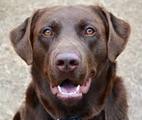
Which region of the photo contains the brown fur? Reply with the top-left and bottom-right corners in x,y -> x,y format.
10,5 -> 130,120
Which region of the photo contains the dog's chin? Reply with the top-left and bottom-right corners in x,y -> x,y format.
50,78 -> 92,105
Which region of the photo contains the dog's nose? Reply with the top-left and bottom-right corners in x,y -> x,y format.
56,53 -> 80,72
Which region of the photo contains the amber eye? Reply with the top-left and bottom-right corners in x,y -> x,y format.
84,27 -> 96,36
42,27 -> 53,37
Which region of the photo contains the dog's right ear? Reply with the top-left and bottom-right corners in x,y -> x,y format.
10,10 -> 40,65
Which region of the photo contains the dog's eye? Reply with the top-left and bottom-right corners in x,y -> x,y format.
42,27 -> 54,37
84,27 -> 96,37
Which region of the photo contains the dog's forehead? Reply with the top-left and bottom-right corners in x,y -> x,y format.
36,6 -> 102,28
46,6 -> 95,20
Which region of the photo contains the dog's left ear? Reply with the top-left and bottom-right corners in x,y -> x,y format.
93,6 -> 131,62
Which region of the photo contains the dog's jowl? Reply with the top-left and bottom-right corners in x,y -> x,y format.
10,5 -> 130,120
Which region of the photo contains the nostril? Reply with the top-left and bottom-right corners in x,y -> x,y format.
69,59 -> 79,66
55,53 -> 80,72
56,59 -> 64,66
90,69 -> 96,77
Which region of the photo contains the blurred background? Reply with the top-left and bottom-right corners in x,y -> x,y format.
0,0 -> 142,120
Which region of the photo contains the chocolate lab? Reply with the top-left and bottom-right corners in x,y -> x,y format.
10,5 -> 130,120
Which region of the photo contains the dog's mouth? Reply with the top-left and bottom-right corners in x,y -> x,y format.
50,78 -> 91,104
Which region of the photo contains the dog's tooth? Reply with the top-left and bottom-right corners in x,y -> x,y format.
58,86 -> 62,93
76,85 -> 80,92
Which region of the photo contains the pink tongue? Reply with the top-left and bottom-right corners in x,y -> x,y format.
60,84 -> 77,93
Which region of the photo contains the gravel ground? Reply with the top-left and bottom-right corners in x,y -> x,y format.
0,0 -> 142,120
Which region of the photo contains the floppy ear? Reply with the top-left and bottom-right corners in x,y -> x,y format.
10,17 -> 32,65
10,11 -> 39,65
106,12 -> 130,62
95,6 -> 131,62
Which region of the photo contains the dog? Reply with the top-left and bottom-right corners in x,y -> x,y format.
10,5 -> 130,120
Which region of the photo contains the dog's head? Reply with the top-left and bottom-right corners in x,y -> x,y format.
10,5 -> 130,118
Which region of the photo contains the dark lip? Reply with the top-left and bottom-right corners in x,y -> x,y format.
50,77 -> 92,104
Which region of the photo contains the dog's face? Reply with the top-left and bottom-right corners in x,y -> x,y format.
33,6 -> 108,105
10,5 -> 130,107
